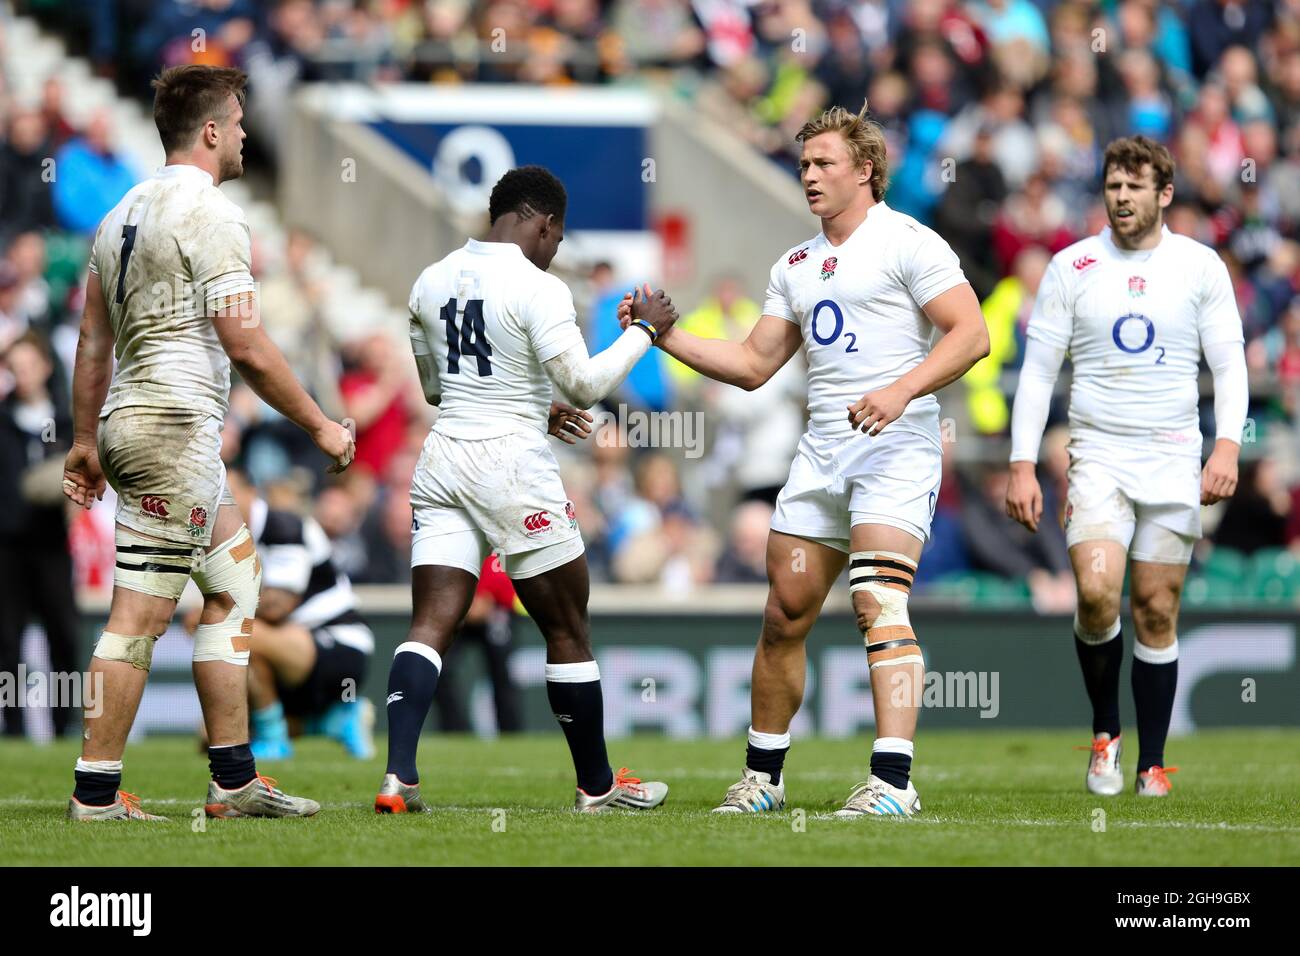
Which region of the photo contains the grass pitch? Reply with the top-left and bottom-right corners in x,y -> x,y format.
2,730 -> 1297,866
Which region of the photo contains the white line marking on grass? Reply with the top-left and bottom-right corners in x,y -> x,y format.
807,812 -> 1300,832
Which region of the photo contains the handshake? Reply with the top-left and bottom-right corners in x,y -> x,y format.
616,282 -> 680,344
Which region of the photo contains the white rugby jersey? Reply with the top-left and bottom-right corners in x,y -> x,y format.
88,164 -> 255,422
1026,225 -> 1243,456
408,238 -> 583,438
763,201 -> 967,441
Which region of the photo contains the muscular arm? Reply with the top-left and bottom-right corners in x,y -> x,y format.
655,314 -> 803,391
71,271 -> 114,447
899,283 -> 991,400
542,327 -> 652,409
848,282 -> 991,435
213,293 -> 330,436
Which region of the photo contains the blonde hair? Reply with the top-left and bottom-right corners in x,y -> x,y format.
796,102 -> 890,201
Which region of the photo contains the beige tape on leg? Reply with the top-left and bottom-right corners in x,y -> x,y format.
113,525 -> 198,601
849,550 -> 924,670
191,525 -> 262,665
94,631 -> 159,671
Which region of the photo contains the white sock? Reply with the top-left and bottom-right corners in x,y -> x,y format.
872,736 -> 914,757
1133,639 -> 1178,664
1074,614 -> 1121,645
748,727 -> 791,751
75,758 -> 123,774
545,660 -> 601,682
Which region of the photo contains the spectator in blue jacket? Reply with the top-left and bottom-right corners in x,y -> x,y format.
52,110 -> 138,236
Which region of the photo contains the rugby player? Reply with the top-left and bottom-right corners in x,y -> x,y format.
62,65 -> 355,821
1006,136 -> 1247,797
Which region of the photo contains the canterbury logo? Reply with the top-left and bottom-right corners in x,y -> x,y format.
386,692 -> 404,705
523,512 -> 552,533
1073,255 -> 1097,271
139,495 -> 170,518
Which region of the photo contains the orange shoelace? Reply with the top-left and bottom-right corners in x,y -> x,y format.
117,790 -> 144,814
1075,736 -> 1118,755
255,773 -> 279,793
613,767 -> 642,790
1141,766 -> 1179,789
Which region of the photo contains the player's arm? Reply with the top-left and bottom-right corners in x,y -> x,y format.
62,270 -> 112,509
212,293 -> 354,472
1002,256 -> 1072,532
1005,337 -> 1067,532
409,310 -> 441,407
1201,341 -> 1246,504
848,282 -> 990,435
658,312 -> 801,391
1198,253 -> 1249,505
617,285 -> 802,391
542,286 -> 679,409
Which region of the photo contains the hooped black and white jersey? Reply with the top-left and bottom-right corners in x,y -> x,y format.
248,497 -> 373,654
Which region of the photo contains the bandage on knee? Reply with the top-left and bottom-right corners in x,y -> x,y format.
191,525 -> 261,665
94,631 -> 159,671
114,525 -> 198,601
849,550 -> 923,669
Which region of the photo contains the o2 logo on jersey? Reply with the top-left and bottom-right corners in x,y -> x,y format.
1111,312 -> 1165,364
810,299 -> 857,353
788,247 -> 809,266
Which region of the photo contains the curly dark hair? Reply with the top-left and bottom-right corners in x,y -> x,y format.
1103,135 -> 1175,192
488,165 -> 567,226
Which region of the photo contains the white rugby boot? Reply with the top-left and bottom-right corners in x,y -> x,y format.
1081,732 -> 1124,796
1135,765 -> 1178,797
712,768 -> 786,814
68,790 -> 168,822
204,774 -> 320,818
374,773 -> 431,814
574,767 -> 668,812
833,775 -> 921,818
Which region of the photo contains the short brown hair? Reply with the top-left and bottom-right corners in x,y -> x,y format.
151,65 -> 247,154
1102,135 -> 1175,192
796,102 -> 890,202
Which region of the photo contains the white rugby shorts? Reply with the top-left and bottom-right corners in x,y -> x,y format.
771,427 -> 942,551
1064,441 -> 1200,565
409,427 -> 584,579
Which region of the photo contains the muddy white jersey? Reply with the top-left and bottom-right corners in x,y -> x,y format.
88,164 -> 255,422
1027,225 -> 1243,457
408,238 -> 583,439
763,201 -> 968,442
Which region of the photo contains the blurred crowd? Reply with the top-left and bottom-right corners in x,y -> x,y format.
5,0 -> 1300,606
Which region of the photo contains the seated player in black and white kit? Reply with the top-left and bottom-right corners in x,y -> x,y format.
226,467 -> 375,760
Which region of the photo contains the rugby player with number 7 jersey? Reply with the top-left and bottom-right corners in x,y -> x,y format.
620,104 -> 990,817
1006,136 -> 1249,798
